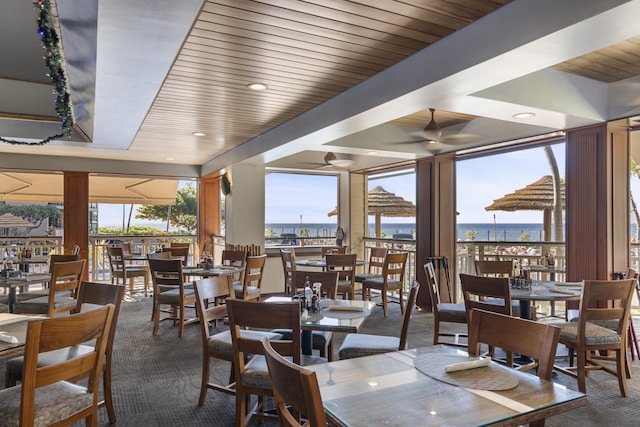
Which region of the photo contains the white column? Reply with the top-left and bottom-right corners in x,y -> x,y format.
225,164 -> 266,249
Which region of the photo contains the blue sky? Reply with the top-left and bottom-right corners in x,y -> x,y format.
98,143 -> 640,228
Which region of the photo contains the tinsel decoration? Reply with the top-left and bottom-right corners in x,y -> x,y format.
1,0 -> 75,145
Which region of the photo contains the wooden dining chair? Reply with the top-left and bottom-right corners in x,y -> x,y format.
222,249 -> 248,288
107,246 -> 150,296
261,337 -> 327,427
273,270 -> 339,361
325,253 -> 358,299
553,279 -> 635,396
280,249 -> 297,295
0,305 -> 114,426
235,254 -> 266,301
15,253 -> 78,301
226,299 -> 325,426
162,245 -> 190,266
424,261 -> 467,347
148,258 -> 198,337
362,252 -> 408,317
474,260 -> 513,276
338,280 -> 419,360
14,259 -> 86,318
354,246 -> 387,284
5,281 -> 125,424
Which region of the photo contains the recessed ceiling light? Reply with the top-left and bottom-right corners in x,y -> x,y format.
247,82 -> 268,91
192,132 -> 205,137
367,151 -> 378,155
513,112 -> 535,119
426,140 -> 437,144
166,157 -> 174,161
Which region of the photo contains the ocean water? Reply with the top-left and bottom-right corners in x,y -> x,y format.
265,222 -> 554,242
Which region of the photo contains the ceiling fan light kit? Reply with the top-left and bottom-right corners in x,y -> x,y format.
422,108 -> 442,139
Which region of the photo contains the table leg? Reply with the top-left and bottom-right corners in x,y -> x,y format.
302,330 -> 313,355
8,287 -> 16,313
519,300 -> 531,320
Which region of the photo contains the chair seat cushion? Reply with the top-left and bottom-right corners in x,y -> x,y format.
362,278 -> 402,290
437,303 -> 467,322
123,268 -> 148,277
208,330 -> 283,356
242,353 -> 327,389
271,329 -> 332,349
484,298 -> 520,316
338,333 -> 401,360
233,285 -> 260,299
354,273 -> 382,283
6,345 -> 94,379
553,321 -> 622,346
17,289 -> 61,302
14,295 -> 76,313
157,288 -> 195,305
0,381 -> 94,426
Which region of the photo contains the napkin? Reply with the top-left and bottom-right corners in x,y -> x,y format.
550,288 -> 579,295
327,305 -> 364,312
444,357 -> 491,373
0,333 -> 19,344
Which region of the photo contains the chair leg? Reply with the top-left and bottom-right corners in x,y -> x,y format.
5,370 -> 17,388
576,348 -> 587,393
382,290 -> 388,317
103,365 -> 116,423
199,355 -> 211,406
616,348 -> 629,397
433,320 -> 440,346
153,303 -> 161,335
178,304 -> 185,338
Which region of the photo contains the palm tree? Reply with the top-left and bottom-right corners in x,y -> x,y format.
544,146 -> 563,241
630,159 -> 640,241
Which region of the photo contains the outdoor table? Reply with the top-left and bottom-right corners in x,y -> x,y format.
265,296 -> 375,355
306,345 -> 586,427
510,280 -> 582,320
0,274 -> 51,313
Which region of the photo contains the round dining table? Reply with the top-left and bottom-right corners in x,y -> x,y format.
510,280 -> 582,320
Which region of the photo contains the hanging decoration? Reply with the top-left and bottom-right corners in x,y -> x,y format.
1,0 -> 75,146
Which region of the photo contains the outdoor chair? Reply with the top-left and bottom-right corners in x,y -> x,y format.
107,246 -> 150,296
272,270 -> 339,361
235,254 -> 266,301
226,299 -> 325,426
5,281 -> 125,424
0,305 -> 114,426
14,259 -> 86,317
338,280 -> 419,360
553,279 -> 635,396
424,261 -> 467,347
262,337 -> 327,427
325,253 -> 358,299
362,252 -> 408,317
354,247 -> 387,284
148,258 -> 197,338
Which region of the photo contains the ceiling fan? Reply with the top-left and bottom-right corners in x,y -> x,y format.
302,152 -> 357,170
398,108 -> 481,146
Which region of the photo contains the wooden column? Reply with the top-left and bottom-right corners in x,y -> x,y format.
565,121 -> 629,283
63,171 -> 89,280
416,153 -> 457,309
198,173 -> 222,253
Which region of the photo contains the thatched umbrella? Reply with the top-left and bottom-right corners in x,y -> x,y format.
484,175 -> 565,241
328,186 -> 416,237
0,213 -> 36,236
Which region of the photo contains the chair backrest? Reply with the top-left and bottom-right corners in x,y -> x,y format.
48,259 -> 86,317
459,273 -> 512,316
227,299 -> 301,370
241,254 -> 267,296
147,251 -> 172,260
48,254 -> 79,273
424,261 -> 442,306
367,247 -> 387,274
474,260 -> 513,277
626,268 -> 639,303
222,249 -> 248,283
121,242 -> 132,255
20,305 -> 114,425
382,252 -> 408,283
280,249 -> 296,294
579,279 -> 635,335
163,246 -> 190,266
170,242 -> 191,249
261,337 -> 327,427
325,253 -> 357,282
147,258 -> 185,293
398,280 -> 420,350
291,270 -> 339,299
71,245 -> 81,256
467,309 -> 560,380
321,246 -> 346,258
194,276 -> 234,341
106,246 -> 125,273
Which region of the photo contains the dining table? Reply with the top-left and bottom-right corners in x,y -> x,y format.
265,296 -> 376,356
306,344 -> 586,427
295,258 -> 367,268
0,273 -> 51,313
0,313 -> 33,359
181,265 -> 244,278
510,280 -> 582,320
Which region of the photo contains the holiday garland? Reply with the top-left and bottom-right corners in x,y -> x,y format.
1,0 -> 75,145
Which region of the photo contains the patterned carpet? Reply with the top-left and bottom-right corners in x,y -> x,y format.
2,291 -> 640,426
